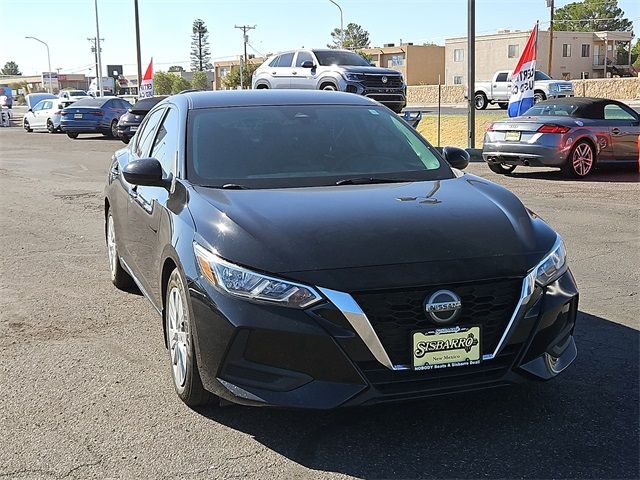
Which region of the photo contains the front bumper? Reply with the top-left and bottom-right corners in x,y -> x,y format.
343,80 -> 406,112
189,269 -> 579,409
116,123 -> 139,139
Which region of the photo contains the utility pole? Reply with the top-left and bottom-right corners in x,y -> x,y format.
134,0 -> 143,94
88,37 -> 104,93
234,25 -> 256,89
467,0 -> 475,149
93,0 -> 104,96
547,0 -> 554,76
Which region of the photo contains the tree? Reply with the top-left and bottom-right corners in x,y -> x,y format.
171,75 -> 192,93
191,71 -> 210,90
191,19 -> 212,71
328,23 -> 370,50
168,65 -> 185,72
222,63 -> 258,90
631,39 -> 640,67
154,71 -> 174,95
1,61 -> 21,75
554,0 -> 633,32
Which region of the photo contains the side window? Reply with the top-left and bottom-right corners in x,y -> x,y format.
32,102 -> 43,112
42,101 -> 52,110
604,104 -> 636,121
268,55 -> 280,67
276,52 -> 294,68
133,108 -> 166,158
295,51 -> 313,67
495,73 -> 508,82
150,107 -> 180,174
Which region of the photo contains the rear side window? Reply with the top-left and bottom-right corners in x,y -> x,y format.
275,52 -> 294,68
604,104 -> 636,121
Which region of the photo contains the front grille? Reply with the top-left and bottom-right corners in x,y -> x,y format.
558,84 -> 573,91
352,278 -> 522,366
365,94 -> 405,102
361,74 -> 403,88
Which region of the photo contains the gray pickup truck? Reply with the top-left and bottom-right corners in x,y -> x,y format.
473,70 -> 574,110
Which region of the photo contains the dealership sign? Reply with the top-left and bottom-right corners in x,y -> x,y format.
139,59 -> 154,98
41,71 -> 59,91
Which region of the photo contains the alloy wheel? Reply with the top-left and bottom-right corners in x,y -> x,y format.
106,215 -> 118,279
167,285 -> 189,389
572,143 -> 593,177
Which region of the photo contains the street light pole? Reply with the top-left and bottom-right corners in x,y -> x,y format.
134,0 -> 143,94
25,36 -> 52,93
328,0 -> 344,48
94,0 -> 104,96
467,0 -> 475,149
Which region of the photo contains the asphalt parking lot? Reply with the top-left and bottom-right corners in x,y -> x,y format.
0,124 -> 638,479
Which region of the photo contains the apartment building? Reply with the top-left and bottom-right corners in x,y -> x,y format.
213,57 -> 265,90
445,29 -> 634,85
360,43 -> 445,85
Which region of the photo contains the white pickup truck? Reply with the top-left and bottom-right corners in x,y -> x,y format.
473,70 -> 574,110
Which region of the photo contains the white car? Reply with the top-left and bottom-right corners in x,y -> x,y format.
23,98 -> 76,133
58,89 -> 90,101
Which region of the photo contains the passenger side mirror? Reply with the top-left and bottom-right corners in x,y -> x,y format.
301,61 -> 315,69
443,146 -> 470,170
123,158 -> 170,188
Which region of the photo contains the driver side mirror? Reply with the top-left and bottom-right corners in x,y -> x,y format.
123,158 -> 171,188
27,108 -> 32,113
443,146 -> 470,170
301,61 -> 315,69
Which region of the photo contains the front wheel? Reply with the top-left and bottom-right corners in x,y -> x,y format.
320,83 -> 337,91
474,93 -> 488,110
563,140 -> 595,178
24,120 -> 32,132
106,211 -> 134,290
165,268 -> 215,407
488,162 -> 517,175
534,91 -> 546,103
66,132 -> 79,139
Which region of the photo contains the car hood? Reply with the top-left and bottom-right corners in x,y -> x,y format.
339,65 -> 403,76
189,174 -> 556,287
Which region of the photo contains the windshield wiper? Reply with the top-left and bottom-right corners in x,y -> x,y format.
335,177 -> 413,185
220,183 -> 248,190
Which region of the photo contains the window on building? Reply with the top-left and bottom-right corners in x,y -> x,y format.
220,68 -> 229,77
562,44 -> 571,57
561,72 -> 571,80
508,45 -> 519,58
581,44 -> 590,57
454,49 -> 464,62
390,54 -> 405,66
453,75 -> 463,85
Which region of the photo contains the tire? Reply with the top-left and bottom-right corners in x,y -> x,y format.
563,140 -> 595,178
67,132 -> 79,139
498,102 -> 508,109
165,268 -> 215,408
109,120 -> 118,138
121,136 -> 130,144
256,84 -> 269,89
320,83 -> 337,91
534,91 -> 546,104
24,120 -> 32,132
46,119 -> 56,134
106,210 -> 135,290
488,162 -> 517,175
474,92 -> 488,110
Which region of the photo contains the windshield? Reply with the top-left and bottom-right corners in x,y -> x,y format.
313,50 -> 371,67
534,71 -> 552,81
131,97 -> 163,112
187,105 -> 451,189
524,102 -> 579,116
68,90 -> 87,96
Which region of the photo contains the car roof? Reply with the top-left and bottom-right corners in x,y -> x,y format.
178,90 -> 380,110
71,97 -> 112,107
535,97 -> 627,118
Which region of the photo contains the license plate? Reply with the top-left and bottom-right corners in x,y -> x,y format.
505,131 -> 521,141
412,326 -> 481,370
130,126 -> 138,132
74,113 -> 83,119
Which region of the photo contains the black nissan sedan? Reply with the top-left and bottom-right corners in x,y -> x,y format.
104,90 -> 578,409
116,95 -> 168,144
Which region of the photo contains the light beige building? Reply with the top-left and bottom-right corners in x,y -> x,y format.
445,29 -> 635,85
213,57 -> 265,90
360,43 -> 445,85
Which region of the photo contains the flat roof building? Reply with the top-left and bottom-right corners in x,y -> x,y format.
360,43 -> 445,85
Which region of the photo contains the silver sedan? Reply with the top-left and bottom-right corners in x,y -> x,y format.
482,97 -> 639,177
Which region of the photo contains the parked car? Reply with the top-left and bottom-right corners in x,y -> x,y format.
60,97 -> 131,138
104,90 -> 578,409
473,70 -> 574,110
116,95 -> 167,144
482,97 -> 640,177
23,98 -> 75,133
252,49 -> 407,113
58,89 -> 90,101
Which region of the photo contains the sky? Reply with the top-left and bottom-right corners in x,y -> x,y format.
3,0 -> 639,77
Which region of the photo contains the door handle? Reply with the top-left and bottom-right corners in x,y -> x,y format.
611,127 -> 620,135
292,71 -> 297,75
272,71 -> 277,74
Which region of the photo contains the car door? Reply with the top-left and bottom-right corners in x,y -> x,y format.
126,106 -> 178,298
269,52 -> 295,89
603,102 -> 640,162
290,51 -> 317,89
492,72 -> 510,102
122,106 -> 167,290
33,101 -> 49,128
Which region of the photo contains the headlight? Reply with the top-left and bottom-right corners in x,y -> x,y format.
342,72 -> 362,81
193,243 -> 322,308
549,83 -> 559,92
533,235 -> 567,286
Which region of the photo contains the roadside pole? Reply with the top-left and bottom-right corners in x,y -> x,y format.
235,25 -> 256,89
467,0 -> 475,149
547,0 -> 554,77
94,0 -> 104,96
134,0 -> 143,95
437,74 -> 441,147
